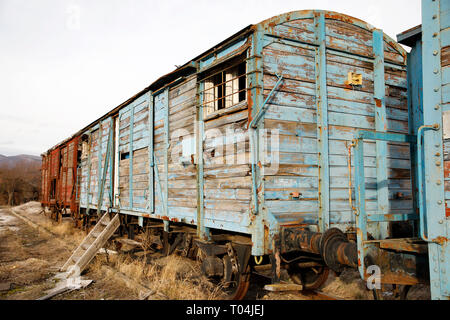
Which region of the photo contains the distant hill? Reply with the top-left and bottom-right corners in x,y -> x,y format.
0,154 -> 41,168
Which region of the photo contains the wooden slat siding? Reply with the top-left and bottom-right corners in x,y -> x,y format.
202,111 -> 251,220
262,17 -> 410,230
324,19 -> 405,65
167,76 -> 197,215
116,94 -> 152,210
131,97 -> 150,210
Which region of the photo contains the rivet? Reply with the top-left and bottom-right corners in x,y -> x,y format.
439,220 -> 444,224
438,200 -> 442,205
433,50 -> 438,56
434,88 -> 440,92
437,180 -> 442,185
436,152 -> 441,156
433,32 -> 438,37
434,69 -> 439,74
435,105 -> 440,110
433,14 -> 437,19
436,144 -> 440,148
436,161 -> 441,166
435,268 -> 438,272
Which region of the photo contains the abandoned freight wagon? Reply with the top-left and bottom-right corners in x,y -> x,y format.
41,136 -> 80,222
396,0 -> 450,300
42,9 -> 429,299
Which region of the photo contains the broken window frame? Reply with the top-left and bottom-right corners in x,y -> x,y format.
200,56 -> 248,118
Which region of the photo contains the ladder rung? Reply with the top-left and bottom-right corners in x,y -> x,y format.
91,232 -> 101,238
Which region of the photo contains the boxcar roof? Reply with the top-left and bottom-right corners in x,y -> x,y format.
43,9 -> 407,155
397,25 -> 422,47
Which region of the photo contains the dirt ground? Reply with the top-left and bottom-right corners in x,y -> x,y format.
0,202 -> 431,300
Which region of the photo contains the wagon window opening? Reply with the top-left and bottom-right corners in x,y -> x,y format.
202,59 -> 247,116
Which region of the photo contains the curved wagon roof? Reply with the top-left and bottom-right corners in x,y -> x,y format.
43,9 -> 407,155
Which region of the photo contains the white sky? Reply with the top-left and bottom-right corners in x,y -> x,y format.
0,0 -> 421,156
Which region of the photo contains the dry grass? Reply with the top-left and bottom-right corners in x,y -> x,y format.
91,253 -> 222,300
321,268 -> 372,300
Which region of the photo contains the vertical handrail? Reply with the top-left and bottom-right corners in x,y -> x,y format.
417,124 -> 439,242
248,74 -> 283,215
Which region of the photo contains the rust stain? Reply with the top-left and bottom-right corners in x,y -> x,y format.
375,98 -> 382,108
444,161 -> 450,178
433,236 -> 448,245
247,88 -> 253,128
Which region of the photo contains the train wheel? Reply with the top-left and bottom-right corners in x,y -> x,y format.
288,265 -> 330,290
221,255 -> 251,300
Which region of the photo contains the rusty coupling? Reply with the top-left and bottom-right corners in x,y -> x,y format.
281,227 -> 358,272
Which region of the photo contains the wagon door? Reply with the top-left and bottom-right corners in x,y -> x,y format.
117,94 -> 153,213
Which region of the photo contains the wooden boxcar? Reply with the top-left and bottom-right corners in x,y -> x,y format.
42,9 -> 436,299
41,136 -> 80,221
397,0 -> 449,300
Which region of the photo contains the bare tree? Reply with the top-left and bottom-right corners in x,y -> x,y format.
0,160 -> 41,206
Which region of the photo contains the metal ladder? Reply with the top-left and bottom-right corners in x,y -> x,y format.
61,212 -> 120,278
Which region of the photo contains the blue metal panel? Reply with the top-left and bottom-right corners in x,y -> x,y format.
422,0 -> 449,300
314,12 -> 330,232
373,29 -> 389,239
407,38 -> 424,225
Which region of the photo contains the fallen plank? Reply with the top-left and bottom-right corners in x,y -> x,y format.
264,283 -> 304,292
37,279 -> 93,300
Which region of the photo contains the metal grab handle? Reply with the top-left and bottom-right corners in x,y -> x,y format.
417,124 -> 439,242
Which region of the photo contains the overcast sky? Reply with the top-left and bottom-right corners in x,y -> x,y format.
0,0 -> 421,156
